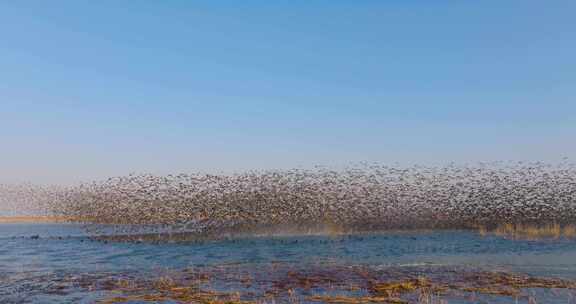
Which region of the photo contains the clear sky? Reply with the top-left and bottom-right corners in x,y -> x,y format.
1,1 -> 575,184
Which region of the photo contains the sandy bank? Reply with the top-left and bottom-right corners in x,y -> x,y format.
0,216 -> 72,223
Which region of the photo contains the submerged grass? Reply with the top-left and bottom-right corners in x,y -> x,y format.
92,265 -> 576,304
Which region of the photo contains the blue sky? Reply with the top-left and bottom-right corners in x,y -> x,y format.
1,1 -> 575,184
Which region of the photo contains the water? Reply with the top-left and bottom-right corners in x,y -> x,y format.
2,224 -> 576,303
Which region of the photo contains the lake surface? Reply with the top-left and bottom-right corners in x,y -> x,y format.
2,223 -> 576,303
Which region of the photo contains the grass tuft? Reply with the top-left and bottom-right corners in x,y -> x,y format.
478,223 -> 576,240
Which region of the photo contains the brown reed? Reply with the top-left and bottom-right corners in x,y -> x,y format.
479,223 -> 576,240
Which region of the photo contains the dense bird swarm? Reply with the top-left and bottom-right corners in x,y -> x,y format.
3,162 -> 576,240
0,183 -> 65,217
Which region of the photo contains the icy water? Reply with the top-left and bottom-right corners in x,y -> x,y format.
2,224 -> 576,303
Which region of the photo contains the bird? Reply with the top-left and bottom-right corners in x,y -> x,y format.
3,161 -> 575,243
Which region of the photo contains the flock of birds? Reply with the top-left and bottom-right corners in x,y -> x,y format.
0,183 -> 64,217
2,162 -> 576,240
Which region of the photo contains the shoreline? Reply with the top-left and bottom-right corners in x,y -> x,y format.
0,216 -> 72,223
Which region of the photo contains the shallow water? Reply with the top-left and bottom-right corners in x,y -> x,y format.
1,224 -> 576,303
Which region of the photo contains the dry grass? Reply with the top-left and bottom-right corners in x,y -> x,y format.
563,225 -> 576,237
100,275 -> 251,304
478,223 -> 576,240
370,278 -> 427,297
323,219 -> 347,237
308,295 -> 407,303
477,225 -> 488,237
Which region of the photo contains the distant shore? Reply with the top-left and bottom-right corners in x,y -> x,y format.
0,216 -> 72,223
